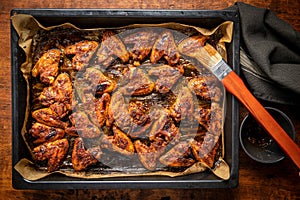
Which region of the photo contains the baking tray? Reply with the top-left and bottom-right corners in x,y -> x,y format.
11,8 -> 240,189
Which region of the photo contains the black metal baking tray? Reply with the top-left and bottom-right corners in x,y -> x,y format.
11,8 -> 240,189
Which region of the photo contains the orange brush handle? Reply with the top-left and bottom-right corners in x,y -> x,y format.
223,71 -> 300,169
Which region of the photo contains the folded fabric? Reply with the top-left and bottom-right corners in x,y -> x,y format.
236,2 -> 300,105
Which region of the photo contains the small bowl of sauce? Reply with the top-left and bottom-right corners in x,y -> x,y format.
239,107 -> 295,163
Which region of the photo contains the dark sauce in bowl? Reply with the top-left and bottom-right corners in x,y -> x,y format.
245,119 -> 273,148
239,107 -> 295,163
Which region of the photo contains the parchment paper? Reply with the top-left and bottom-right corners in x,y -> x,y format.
12,13 -> 233,181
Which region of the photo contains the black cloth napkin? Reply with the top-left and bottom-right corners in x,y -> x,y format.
236,2 -> 300,105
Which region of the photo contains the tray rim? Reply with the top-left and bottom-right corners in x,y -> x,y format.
11,8 -> 240,189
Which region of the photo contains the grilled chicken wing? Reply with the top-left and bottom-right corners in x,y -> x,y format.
148,107 -> 169,141
187,76 -> 222,102
29,122 -> 65,145
97,31 -> 129,66
72,137 -> 101,171
83,67 -> 116,95
194,103 -> 223,134
101,126 -> 135,156
38,73 -> 73,110
95,93 -> 111,127
64,40 -> 99,71
74,91 -> 98,125
147,107 -> 179,142
177,34 -> 209,58
122,29 -> 158,62
127,100 -> 152,138
148,65 -> 182,94
67,111 -> 102,138
33,138 -> 69,172
155,119 -> 180,144
150,30 -> 180,65
134,138 -> 166,170
170,86 -> 195,123
195,107 -> 211,130
122,66 -> 155,96
73,77 -> 90,104
190,135 -> 220,168
32,49 -> 61,85
74,91 -> 111,128
128,100 -> 150,126
32,102 -> 69,129
107,90 -> 132,130
207,103 -> 223,136
159,141 -> 195,167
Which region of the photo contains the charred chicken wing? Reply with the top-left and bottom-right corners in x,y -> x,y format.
33,138 -> 69,172
187,76 -> 222,102
97,31 -> 129,67
38,73 -> 73,110
128,100 -> 150,126
72,137 -> 101,171
148,107 -> 169,141
95,93 -> 111,127
207,103 -> 223,136
73,91 -> 111,128
83,67 -> 116,95
148,65 -> 182,94
177,34 -> 209,59
195,107 -> 211,130
190,135 -> 220,168
32,102 -> 69,129
122,66 -> 155,96
64,40 -> 99,71
195,103 -> 223,135
159,141 -> 195,167
122,29 -> 158,62
68,111 -> 102,138
32,49 -> 61,85
134,138 -> 166,170
170,86 -> 195,123
107,90 -> 132,130
155,119 -> 180,144
101,126 -> 135,156
150,30 -> 180,65
127,100 -> 152,138
148,107 -> 180,144
29,122 -> 65,145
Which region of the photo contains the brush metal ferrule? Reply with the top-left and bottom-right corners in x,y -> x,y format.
210,59 -> 232,80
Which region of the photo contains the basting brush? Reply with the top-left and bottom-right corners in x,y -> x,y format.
178,36 -> 300,170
